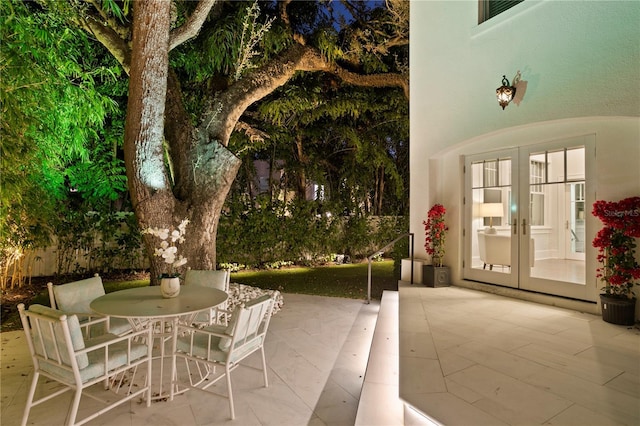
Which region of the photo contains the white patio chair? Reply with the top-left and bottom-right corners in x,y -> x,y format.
170,291 -> 279,420
18,303 -> 153,426
183,268 -> 231,326
48,275 -> 132,336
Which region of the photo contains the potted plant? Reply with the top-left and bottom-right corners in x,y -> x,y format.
422,203 -> 450,287
592,196 -> 640,325
142,219 -> 189,298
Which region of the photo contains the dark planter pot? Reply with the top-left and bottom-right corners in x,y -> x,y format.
423,265 -> 450,287
600,294 -> 637,326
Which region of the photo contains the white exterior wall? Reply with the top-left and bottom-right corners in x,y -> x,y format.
410,1 -> 640,286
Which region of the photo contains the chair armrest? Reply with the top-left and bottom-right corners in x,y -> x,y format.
63,312 -> 108,322
76,313 -> 109,324
78,326 -> 152,380
176,324 -> 228,339
180,307 -> 231,327
82,326 -> 152,351
174,323 -> 231,355
65,312 -> 110,336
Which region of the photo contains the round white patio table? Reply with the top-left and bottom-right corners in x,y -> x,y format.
90,285 -> 228,400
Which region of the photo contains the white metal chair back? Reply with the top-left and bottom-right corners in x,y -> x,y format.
47,275 -> 132,336
18,303 -> 152,426
48,275 -> 105,311
170,291 -> 278,420
183,269 -> 231,325
227,293 -> 273,353
184,268 -> 230,291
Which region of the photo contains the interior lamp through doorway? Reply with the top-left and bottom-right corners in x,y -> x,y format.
480,203 -> 504,234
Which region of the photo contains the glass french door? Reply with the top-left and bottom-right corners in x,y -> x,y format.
464,149 -> 520,288
463,136 -> 595,301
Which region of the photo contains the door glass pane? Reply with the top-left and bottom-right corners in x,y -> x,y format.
567,147 -> 585,179
547,150 -> 565,183
529,156 -> 545,226
472,162 -> 483,188
484,160 -> 498,187
570,183 -> 586,254
499,159 -> 511,186
529,150 -> 585,285
471,158 -> 511,274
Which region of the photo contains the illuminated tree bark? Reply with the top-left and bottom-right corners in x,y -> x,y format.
123,0 -> 174,282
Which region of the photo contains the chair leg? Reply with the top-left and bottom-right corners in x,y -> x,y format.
170,333 -> 178,401
66,389 -> 83,426
226,365 -> 235,420
146,348 -> 153,407
20,372 -> 39,426
260,347 -> 269,387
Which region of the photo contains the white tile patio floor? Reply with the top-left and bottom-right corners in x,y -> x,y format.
394,285 -> 640,426
1,293 -> 381,426
2,288 -> 640,426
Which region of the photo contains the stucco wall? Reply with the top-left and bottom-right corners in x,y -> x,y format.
410,0 -> 640,266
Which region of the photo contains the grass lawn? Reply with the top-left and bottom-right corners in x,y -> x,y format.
229,260 -> 398,300
97,260 -> 399,301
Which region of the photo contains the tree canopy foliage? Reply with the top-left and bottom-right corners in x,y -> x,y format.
1,1 -> 130,284
1,0 -> 409,284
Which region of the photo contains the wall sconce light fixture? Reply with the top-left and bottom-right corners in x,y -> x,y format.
496,75 -> 516,110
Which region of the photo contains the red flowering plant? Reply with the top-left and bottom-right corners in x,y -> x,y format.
423,204 -> 449,267
592,196 -> 640,299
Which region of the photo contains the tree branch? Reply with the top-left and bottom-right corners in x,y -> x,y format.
278,0 -> 306,45
296,46 -> 409,99
169,0 -> 218,52
278,0 -> 293,26
75,14 -> 132,74
47,1 -> 132,73
199,44 -> 407,145
235,121 -> 270,143
326,64 -> 409,99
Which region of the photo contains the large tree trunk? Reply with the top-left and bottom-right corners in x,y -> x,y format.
124,0 -> 174,285
125,3 -> 241,284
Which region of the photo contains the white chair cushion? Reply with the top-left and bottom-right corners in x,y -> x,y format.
53,276 -> 105,313
38,333 -> 148,383
108,317 -> 133,335
184,269 -> 228,291
176,325 -> 227,361
175,326 -> 263,364
28,304 -> 88,369
176,322 -> 232,354
220,320 -> 235,351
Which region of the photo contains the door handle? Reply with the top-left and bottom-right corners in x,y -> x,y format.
522,219 -> 527,235
512,218 -> 518,235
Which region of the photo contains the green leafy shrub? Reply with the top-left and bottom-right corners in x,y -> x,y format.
217,197 -> 407,268
54,209 -> 144,275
